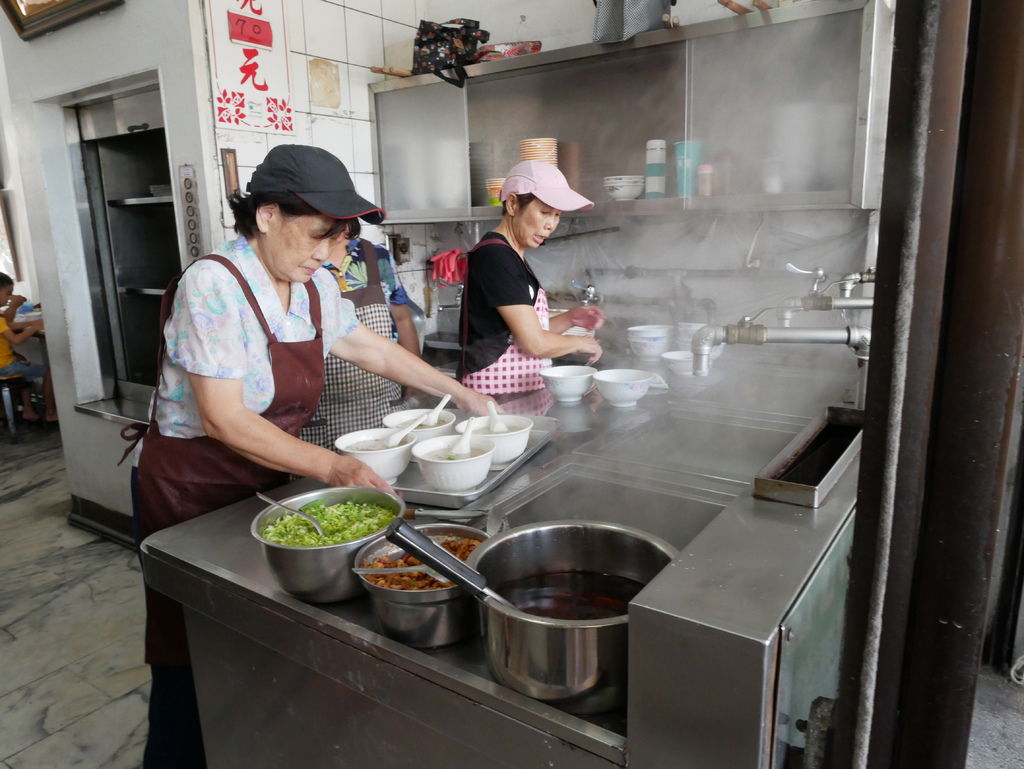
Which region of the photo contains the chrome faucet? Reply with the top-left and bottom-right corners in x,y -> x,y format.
571,279 -> 601,306
435,283 -> 464,313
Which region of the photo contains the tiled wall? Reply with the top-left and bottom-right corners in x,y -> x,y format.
212,0 -> 424,247
210,0 -> 596,326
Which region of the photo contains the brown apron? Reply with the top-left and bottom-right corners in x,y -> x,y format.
136,254 -> 326,665
301,239 -> 402,447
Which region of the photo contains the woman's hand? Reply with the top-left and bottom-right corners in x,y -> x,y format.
567,306 -> 606,331
575,336 -> 603,364
452,387 -> 496,416
324,455 -> 393,492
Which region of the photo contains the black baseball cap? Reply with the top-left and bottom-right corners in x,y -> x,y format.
248,144 -> 385,224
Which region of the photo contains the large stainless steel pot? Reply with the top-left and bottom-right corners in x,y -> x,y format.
467,520 -> 677,714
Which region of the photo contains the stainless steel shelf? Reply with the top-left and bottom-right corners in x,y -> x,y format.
117,286 -> 166,296
384,191 -> 858,224
108,196 -> 173,206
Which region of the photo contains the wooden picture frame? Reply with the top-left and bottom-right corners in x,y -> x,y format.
0,0 -> 124,41
220,148 -> 239,198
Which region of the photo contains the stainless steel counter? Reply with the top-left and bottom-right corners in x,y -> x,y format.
141,348 -> 860,769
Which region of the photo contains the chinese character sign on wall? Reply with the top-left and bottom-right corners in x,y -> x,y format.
207,0 -> 293,133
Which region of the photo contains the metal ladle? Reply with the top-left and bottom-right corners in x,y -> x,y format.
255,491 -> 325,537
384,518 -> 516,610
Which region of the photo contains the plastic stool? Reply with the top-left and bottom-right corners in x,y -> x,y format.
0,374 -> 30,438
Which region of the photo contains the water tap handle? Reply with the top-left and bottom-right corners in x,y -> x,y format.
786,263 -> 828,294
571,279 -> 601,306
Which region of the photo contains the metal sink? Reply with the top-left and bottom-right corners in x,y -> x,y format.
484,457 -> 735,549
574,404 -> 806,485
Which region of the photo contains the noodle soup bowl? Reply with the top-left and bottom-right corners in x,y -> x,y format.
335,428 -> 415,485
412,435 -> 496,492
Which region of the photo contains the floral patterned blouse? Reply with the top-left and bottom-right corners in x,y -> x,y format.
154,236 -> 359,438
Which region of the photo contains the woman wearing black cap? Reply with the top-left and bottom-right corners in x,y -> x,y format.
128,144 -> 492,768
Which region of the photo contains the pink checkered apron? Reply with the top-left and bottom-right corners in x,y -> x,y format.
461,239 -> 551,396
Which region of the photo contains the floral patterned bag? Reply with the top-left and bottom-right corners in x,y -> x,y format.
411,18 -> 490,88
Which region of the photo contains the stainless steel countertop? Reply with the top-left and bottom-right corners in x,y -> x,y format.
141,345 -> 861,765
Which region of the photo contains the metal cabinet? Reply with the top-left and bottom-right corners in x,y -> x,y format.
371,0 -> 892,222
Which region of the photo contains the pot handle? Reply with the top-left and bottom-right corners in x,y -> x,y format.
384,519 -> 515,609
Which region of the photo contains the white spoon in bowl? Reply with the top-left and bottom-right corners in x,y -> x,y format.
451,418 -> 475,458
424,394 -> 452,426
486,401 -> 509,433
386,411 -> 429,448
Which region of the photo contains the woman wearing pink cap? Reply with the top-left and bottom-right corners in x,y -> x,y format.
458,161 -> 605,404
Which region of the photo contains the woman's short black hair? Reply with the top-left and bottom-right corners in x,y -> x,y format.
227,191 -> 355,240
0,272 -> 12,290
501,192 -> 537,217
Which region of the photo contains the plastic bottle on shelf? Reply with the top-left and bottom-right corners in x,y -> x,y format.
697,165 -> 714,197
644,139 -> 667,199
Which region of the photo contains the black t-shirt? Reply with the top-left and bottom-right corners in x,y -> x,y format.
458,232 -> 542,377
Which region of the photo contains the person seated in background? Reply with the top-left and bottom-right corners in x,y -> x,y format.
0,272 -> 57,422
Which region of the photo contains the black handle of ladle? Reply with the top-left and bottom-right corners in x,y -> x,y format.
384,518 -> 490,598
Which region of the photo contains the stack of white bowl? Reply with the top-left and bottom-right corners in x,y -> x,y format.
520,137 -> 558,165
627,325 -> 673,359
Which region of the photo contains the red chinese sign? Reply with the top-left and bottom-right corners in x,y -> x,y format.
227,12 -> 273,47
208,0 -> 292,133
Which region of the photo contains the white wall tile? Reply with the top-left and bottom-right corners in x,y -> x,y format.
214,129 -> 269,167
382,0 -> 417,26
345,8 -> 384,68
310,114 -> 355,168
285,111 -> 315,146
382,19 -> 415,70
346,64 -> 384,121
282,0 -> 306,53
351,120 -> 375,173
346,0 -> 382,15
288,52 -> 311,113
306,56 -> 344,115
303,0 -> 348,61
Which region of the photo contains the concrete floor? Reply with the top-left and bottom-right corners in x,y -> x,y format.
0,424 -> 1021,768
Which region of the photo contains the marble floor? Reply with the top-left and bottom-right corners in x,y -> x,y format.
0,425 -> 1021,769
1,425 -> 147,769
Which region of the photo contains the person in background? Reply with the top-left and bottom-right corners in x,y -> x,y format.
0,272 -> 56,423
301,219 -> 421,446
128,145 -> 492,769
458,161 -> 605,406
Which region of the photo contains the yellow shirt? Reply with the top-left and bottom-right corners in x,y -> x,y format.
0,317 -> 14,369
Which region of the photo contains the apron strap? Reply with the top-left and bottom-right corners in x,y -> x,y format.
117,253 -> 323,464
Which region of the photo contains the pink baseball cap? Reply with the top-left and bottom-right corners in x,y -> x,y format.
501,161 -> 594,212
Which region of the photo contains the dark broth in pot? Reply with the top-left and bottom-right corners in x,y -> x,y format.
498,571 -> 645,620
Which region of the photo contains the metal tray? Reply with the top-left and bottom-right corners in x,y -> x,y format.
392,415 -> 558,508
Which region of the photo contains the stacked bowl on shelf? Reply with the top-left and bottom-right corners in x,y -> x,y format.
519,137 -> 558,165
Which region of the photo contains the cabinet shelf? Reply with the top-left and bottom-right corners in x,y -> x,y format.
117,286 -> 166,296
108,196 -> 173,206
384,191 -> 856,224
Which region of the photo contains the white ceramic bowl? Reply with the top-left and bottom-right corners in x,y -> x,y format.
539,365 -> 597,403
627,324 -> 673,358
603,175 -> 645,200
334,428 -> 415,485
381,409 -> 457,443
412,435 -> 496,492
661,350 -> 695,375
454,415 -> 533,465
594,369 -> 654,408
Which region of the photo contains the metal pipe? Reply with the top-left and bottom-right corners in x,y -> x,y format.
691,324 -> 872,375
